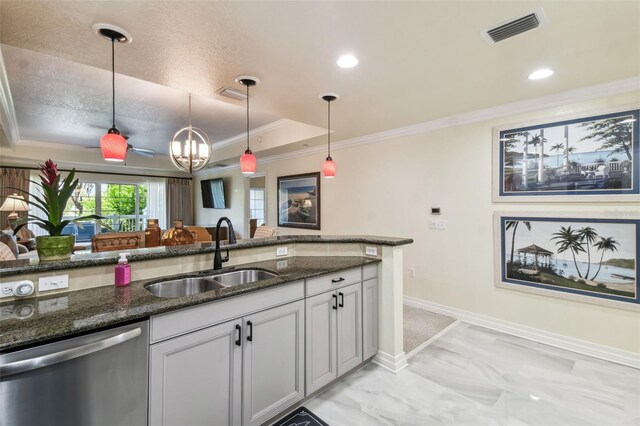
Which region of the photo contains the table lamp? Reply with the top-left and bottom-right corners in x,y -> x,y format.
0,194 -> 30,224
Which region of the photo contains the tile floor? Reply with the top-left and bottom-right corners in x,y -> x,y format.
306,322 -> 640,426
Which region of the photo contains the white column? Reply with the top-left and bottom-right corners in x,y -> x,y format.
373,245 -> 408,373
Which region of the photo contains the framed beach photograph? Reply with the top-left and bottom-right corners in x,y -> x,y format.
277,172 -> 321,230
494,212 -> 639,311
492,106 -> 639,202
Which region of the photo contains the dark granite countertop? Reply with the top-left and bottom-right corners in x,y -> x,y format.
0,235 -> 411,277
0,256 -> 380,352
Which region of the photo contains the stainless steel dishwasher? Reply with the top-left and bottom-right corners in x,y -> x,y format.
0,319 -> 149,426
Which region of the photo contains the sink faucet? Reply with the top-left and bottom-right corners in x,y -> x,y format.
213,217 -> 237,270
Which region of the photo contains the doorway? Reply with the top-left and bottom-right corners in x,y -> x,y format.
248,175 -> 266,237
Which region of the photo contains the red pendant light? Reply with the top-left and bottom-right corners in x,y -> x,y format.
98,27 -> 129,162
320,93 -> 339,178
236,76 -> 260,176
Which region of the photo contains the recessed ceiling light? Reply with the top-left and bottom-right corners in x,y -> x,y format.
337,54 -> 358,68
528,68 -> 554,80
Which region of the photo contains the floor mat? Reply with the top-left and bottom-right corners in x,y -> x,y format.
403,304 -> 455,354
272,406 -> 330,426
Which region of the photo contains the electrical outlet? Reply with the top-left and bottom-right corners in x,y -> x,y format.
365,246 -> 378,256
429,220 -> 447,230
409,268 -> 416,278
38,274 -> 69,292
276,246 -> 288,256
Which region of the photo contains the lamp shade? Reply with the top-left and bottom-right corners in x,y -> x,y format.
0,194 -> 30,220
322,158 -> 336,178
240,150 -> 257,176
100,132 -> 128,161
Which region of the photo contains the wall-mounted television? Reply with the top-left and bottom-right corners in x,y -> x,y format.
201,178 -> 226,209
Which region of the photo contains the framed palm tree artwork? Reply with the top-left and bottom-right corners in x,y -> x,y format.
492,105 -> 639,202
494,212 -> 639,311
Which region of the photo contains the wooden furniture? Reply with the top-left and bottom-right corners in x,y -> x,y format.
252,226 -> 278,238
91,232 -> 143,253
249,219 -> 257,238
186,226 -> 212,242
203,226 -> 228,241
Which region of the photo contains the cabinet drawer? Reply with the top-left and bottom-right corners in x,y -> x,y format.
363,264 -> 378,281
306,267 -> 361,296
150,281 -> 304,343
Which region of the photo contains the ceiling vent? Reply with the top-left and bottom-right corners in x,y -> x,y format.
217,87 -> 247,101
481,8 -> 548,44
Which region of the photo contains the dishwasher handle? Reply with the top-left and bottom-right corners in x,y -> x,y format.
0,327 -> 142,377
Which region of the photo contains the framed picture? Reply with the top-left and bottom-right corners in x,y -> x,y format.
494,211 -> 639,311
277,172 -> 321,230
492,105 -> 639,202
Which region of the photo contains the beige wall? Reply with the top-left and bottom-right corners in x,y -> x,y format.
194,170 -> 249,238
195,90 -> 640,353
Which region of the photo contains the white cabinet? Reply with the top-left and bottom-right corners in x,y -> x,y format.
242,300 -> 304,426
362,277 -> 379,360
149,298 -> 304,426
305,282 -> 362,395
149,320 -> 242,426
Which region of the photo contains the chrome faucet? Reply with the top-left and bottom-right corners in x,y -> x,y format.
213,217 -> 237,270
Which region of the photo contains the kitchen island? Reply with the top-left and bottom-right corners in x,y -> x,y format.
0,235 -> 412,373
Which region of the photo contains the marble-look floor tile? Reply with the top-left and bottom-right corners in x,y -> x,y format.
305,321 -> 640,426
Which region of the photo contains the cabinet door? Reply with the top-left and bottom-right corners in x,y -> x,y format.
362,278 -> 379,360
242,300 -> 305,426
149,320 -> 242,426
305,290 -> 338,395
337,282 -> 363,376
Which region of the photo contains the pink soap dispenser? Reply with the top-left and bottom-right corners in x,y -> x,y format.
115,253 -> 131,287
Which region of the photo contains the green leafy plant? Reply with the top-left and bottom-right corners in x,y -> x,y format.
13,160 -> 104,236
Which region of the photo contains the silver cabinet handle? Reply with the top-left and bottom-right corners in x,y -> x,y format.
0,328 -> 141,377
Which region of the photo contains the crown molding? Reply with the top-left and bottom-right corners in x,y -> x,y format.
259,76 -> 640,165
0,49 -> 20,148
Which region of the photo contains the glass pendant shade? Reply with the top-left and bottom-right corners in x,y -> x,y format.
170,126 -> 211,173
240,150 -> 257,175
100,130 -> 128,162
322,157 -> 336,178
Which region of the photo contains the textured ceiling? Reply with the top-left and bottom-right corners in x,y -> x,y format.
2,44 -> 281,155
1,1 -> 639,167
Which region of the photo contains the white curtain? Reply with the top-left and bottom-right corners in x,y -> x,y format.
28,171 -> 48,237
146,178 -> 167,230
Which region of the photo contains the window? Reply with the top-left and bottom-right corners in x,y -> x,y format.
249,188 -> 265,226
29,173 -> 166,236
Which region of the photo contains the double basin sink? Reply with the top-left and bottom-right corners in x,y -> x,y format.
145,269 -> 278,298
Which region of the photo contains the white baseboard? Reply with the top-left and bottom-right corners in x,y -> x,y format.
404,296 -> 640,369
372,350 -> 408,374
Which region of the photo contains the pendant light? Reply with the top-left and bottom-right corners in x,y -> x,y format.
236,76 -> 260,176
170,93 -> 212,173
96,26 -> 130,162
320,93 -> 339,178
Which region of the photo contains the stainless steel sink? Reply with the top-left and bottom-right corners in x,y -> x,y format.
144,269 -> 278,298
144,277 -> 225,298
208,269 -> 278,287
